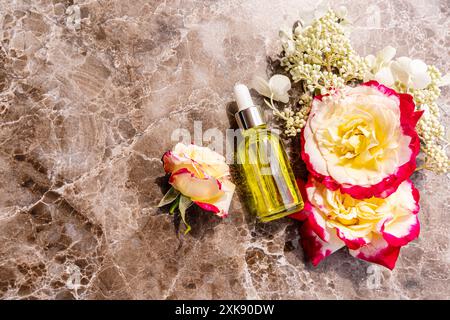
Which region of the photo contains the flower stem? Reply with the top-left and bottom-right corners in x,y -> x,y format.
264,94 -> 288,120
169,195 -> 180,215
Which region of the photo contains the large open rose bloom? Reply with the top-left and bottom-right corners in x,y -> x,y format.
302,81 -> 423,199
162,143 -> 235,217
293,177 -> 420,269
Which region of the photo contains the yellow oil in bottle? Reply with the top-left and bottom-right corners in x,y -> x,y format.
237,124 -> 304,222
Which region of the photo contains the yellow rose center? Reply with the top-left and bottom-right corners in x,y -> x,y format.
319,108 -> 390,171
336,118 -> 373,160
327,189 -> 387,227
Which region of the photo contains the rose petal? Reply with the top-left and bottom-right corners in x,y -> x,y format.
208,180 -> 235,218
300,221 -> 345,266
304,211 -> 328,243
302,179 -> 332,241
162,150 -> 191,174
382,214 -> 420,247
163,147 -> 212,179
169,168 -> 224,201
193,179 -> 235,218
334,225 -> 372,250
173,143 -> 230,179
289,178 -> 312,221
381,180 -> 420,246
194,201 -> 220,213
349,234 -> 400,270
301,81 -> 422,199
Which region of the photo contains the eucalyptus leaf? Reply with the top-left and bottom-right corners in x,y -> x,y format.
158,187 -> 180,207
178,195 -> 193,234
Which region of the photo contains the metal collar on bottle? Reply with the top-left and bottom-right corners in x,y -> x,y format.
235,105 -> 265,130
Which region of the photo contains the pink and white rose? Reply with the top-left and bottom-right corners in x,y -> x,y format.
293,177 -> 420,269
293,176 -> 420,270
162,143 -> 235,217
301,81 -> 423,199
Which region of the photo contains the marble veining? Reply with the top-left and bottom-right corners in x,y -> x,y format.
0,0 -> 449,299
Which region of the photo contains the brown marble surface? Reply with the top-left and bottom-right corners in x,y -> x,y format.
0,0 -> 449,299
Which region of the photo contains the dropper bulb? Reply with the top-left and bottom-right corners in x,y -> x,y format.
234,84 -> 254,111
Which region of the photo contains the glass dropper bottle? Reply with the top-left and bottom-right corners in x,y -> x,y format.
234,84 -> 304,222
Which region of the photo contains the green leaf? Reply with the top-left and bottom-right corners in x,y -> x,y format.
178,195 -> 193,234
158,187 -> 180,207
169,195 -> 180,215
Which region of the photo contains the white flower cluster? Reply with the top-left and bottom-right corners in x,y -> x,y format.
255,9 -> 449,174
280,10 -> 368,94
251,72 -> 313,136
365,48 -> 433,90
279,103 -> 311,136
399,66 -> 449,173
364,46 -> 450,174
278,93 -> 312,136
275,9 -> 368,136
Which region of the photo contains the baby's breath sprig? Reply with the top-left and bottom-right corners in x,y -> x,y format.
281,9 -> 368,94
394,66 -> 449,173
278,93 -> 312,136
275,9 -> 368,136
261,8 -> 449,174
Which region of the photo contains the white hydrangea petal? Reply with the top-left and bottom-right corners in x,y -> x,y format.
269,74 -> 291,103
419,104 -> 430,116
377,46 -> 396,64
335,6 -> 348,19
395,56 -> 413,72
252,76 -> 272,99
374,67 -> 395,87
269,74 -> 291,92
438,73 -> 450,87
279,27 -> 293,42
277,93 -> 290,104
365,55 -> 376,69
312,5 -> 328,22
294,24 -> 303,36
411,71 -> 431,90
363,71 -> 375,82
391,60 -> 411,85
284,40 -> 296,56
410,59 -> 428,74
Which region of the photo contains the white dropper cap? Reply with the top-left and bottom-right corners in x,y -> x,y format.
234,84 -> 255,111
233,83 -> 265,129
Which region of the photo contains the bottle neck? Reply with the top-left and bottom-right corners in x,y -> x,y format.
246,123 -> 267,131
235,105 -> 266,130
